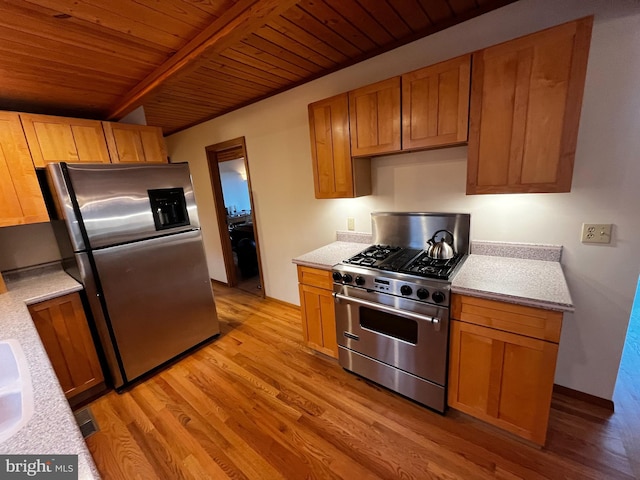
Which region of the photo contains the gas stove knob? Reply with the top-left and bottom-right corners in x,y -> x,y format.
332,271 -> 342,282
417,288 -> 429,300
400,285 -> 413,296
432,291 -> 445,303
355,275 -> 365,286
342,273 -> 353,283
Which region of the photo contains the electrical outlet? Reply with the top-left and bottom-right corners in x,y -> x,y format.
347,217 -> 355,231
581,223 -> 612,244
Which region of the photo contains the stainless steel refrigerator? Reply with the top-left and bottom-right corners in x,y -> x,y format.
46,162 -> 220,389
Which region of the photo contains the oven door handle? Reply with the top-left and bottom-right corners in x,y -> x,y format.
333,292 -> 441,330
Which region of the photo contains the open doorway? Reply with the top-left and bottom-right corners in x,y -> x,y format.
205,137 -> 264,297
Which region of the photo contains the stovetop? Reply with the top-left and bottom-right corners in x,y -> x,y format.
334,214 -> 470,307
343,244 -> 462,281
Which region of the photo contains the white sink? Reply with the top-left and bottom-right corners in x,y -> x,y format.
0,339 -> 34,443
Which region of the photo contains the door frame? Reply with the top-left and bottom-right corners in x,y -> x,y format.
205,137 -> 265,297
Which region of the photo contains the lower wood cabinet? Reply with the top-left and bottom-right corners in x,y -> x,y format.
297,265 -> 338,358
29,292 -> 104,400
448,294 -> 563,445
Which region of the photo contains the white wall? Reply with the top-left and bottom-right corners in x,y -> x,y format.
166,0 -> 640,400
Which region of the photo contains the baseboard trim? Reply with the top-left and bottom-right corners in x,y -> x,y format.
553,384 -> 615,411
266,296 -> 300,310
210,278 -> 299,309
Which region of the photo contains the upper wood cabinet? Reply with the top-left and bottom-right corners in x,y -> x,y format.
308,93 -> 370,198
0,112 -> 49,227
103,122 -> 168,163
448,294 -> 563,446
29,292 -> 104,400
20,113 -> 111,167
349,77 -> 401,157
402,55 -> 471,150
467,17 -> 593,194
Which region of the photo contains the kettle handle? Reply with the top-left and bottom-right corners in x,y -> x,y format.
432,229 -> 454,245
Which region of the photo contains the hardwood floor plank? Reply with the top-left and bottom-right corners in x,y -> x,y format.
235,346 -> 495,479
125,419 -> 190,480
165,365 -> 290,479
85,284 -> 640,480
141,385 -> 246,479
88,399 -> 160,480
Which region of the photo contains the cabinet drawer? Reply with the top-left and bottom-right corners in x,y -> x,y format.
297,265 -> 333,290
451,294 -> 562,343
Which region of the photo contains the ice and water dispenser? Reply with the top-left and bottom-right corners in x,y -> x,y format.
148,188 -> 190,230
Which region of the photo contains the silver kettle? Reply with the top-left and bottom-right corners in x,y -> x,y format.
426,229 -> 455,260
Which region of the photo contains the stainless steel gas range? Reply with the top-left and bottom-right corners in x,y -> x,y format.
333,212 -> 470,413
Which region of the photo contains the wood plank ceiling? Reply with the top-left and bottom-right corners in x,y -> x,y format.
0,0 -> 518,135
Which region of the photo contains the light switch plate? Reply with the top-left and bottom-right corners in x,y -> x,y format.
347,217 -> 355,231
581,223 -> 612,244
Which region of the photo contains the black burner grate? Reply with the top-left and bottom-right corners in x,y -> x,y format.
343,245 -> 402,268
400,253 -> 462,280
344,245 -> 462,280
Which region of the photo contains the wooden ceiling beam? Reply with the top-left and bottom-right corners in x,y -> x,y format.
107,0 -> 301,120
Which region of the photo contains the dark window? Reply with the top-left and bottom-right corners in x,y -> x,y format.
360,307 -> 418,344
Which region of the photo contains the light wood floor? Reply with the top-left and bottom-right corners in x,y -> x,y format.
85,284 -> 639,479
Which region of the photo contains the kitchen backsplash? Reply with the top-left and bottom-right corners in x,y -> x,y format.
336,231 -> 372,244
471,240 -> 563,262
0,223 -> 62,271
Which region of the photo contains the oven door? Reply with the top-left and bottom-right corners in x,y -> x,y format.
334,284 -> 449,386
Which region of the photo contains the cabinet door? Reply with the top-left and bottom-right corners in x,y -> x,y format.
299,283 -> 338,358
308,94 -> 368,198
467,17 -> 592,194
349,77 -> 401,157
103,122 -> 168,163
20,114 -> 111,167
448,320 -> 558,445
402,55 -> 471,150
29,292 -> 104,399
297,266 -> 338,358
0,112 -> 49,227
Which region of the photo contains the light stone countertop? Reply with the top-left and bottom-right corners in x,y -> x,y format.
292,237 -> 573,312
451,254 -> 574,312
0,264 -> 100,479
292,241 -> 369,271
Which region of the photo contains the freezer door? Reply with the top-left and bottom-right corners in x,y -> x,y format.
92,229 -> 219,384
65,162 -> 200,248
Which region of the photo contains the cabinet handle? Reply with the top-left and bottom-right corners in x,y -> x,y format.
343,332 -> 360,341
334,292 -> 440,326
